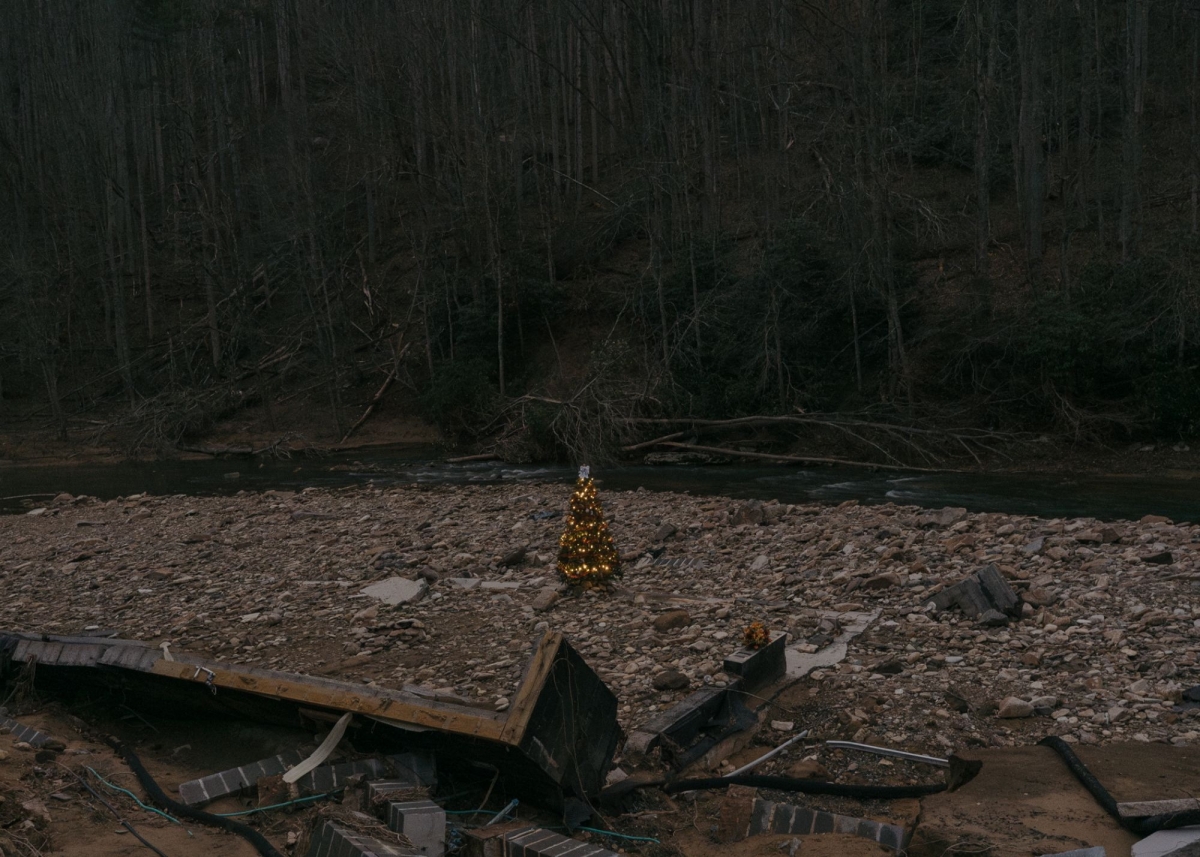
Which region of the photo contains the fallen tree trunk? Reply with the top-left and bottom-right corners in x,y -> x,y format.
339,368 -> 397,444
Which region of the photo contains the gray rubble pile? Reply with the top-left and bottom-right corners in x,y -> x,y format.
3,486 -> 1199,751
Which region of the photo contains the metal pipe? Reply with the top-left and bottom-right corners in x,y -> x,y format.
725,730 -> 810,778
824,740 -> 949,768
485,798 -> 519,827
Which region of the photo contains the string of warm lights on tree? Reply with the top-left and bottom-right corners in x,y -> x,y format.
557,465 -> 620,584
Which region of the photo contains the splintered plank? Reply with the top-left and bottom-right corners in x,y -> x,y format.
147,657 -> 508,741
498,632 -> 563,745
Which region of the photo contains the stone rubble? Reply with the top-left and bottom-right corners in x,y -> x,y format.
0,486 -> 1198,750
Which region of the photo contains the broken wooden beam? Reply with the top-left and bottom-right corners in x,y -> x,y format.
0,629 -> 619,806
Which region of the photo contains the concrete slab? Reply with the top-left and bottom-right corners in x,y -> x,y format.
1132,830 -> 1200,857
361,577 -> 428,605
785,610 -> 878,679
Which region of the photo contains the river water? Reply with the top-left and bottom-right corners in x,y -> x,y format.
1,446 -> 1196,522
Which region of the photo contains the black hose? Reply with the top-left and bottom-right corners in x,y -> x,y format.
1038,735 -> 1200,834
663,773 -> 947,799
105,737 -> 286,857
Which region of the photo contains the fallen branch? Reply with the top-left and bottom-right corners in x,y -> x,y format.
446,453 -> 503,463
176,434 -> 304,458
647,441 -> 955,472
339,367 -> 398,444
622,431 -> 687,453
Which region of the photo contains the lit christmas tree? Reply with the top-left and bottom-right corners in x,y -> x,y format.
557,465 -> 621,584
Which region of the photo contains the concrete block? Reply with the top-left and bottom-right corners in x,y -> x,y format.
179,750 -> 308,806
307,820 -> 415,857
386,799 -> 445,856
723,631 -> 787,690
361,577 -> 428,605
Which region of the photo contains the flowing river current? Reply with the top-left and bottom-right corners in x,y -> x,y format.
1,446 -> 1196,522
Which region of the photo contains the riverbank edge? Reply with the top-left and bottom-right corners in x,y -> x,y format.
1,414 -> 1198,479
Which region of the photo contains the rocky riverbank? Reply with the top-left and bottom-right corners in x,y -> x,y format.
3,482 -> 1199,756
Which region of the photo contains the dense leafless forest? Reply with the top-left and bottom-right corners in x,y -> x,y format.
2,0 -> 1199,458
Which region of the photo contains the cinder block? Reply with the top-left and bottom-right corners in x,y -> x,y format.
306,820 -> 415,857
747,799 -> 907,851
179,750 -> 308,806
300,754 -> 431,795
501,827 -> 618,857
723,631 -> 787,690
0,716 -> 53,749
387,799 -> 445,856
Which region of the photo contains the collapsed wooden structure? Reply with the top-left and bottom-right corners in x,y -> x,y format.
0,629 -> 620,807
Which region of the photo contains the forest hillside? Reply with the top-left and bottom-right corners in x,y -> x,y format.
2,0 -> 1199,462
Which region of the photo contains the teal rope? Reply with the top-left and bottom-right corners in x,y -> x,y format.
86,767 -> 182,826
445,807 -> 516,818
576,826 -> 661,844
214,792 -> 337,817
